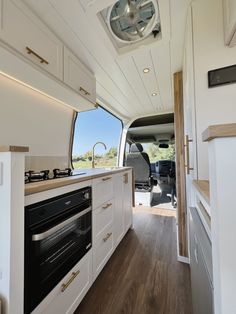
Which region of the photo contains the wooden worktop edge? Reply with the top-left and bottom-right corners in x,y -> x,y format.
0,145 -> 29,152
202,123 -> 236,142
193,180 -> 210,206
25,167 -> 132,196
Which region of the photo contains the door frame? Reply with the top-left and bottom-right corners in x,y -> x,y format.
174,71 -> 188,259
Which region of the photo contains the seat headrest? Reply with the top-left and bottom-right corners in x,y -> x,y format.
130,143 -> 144,153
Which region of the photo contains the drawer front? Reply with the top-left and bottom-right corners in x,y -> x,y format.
64,46 -> 96,104
93,176 -> 114,209
40,251 -> 92,314
93,199 -> 113,238
190,207 -> 213,283
93,223 -> 113,280
0,0 -> 63,79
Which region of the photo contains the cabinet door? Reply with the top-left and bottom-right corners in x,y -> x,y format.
93,222 -> 113,280
64,46 -> 96,104
123,171 -> 133,233
223,0 -> 236,46
92,175 -> 114,209
183,9 -> 197,208
113,173 -> 125,247
0,0 -> 63,79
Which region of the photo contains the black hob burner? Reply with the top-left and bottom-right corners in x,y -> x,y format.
25,168 -> 73,183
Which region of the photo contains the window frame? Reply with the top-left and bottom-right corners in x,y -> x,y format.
70,105 -> 123,169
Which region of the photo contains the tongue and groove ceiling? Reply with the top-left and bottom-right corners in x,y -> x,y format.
23,0 -> 190,121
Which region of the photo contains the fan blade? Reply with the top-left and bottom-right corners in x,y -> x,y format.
135,24 -> 143,37
138,0 -> 153,9
110,14 -> 126,22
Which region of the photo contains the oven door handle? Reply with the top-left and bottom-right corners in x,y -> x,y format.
32,206 -> 91,241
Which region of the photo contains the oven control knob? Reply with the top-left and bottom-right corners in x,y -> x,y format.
83,192 -> 90,200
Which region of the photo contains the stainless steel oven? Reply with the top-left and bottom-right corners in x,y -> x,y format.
24,187 -> 92,314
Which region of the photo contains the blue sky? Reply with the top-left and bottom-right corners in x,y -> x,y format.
72,107 -> 122,156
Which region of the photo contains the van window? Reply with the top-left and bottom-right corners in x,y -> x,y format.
72,107 -> 122,169
142,143 -> 175,162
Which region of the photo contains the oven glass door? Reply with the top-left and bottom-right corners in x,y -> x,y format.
26,208 -> 91,313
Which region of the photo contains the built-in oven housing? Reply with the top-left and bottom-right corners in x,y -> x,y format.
24,187 -> 92,314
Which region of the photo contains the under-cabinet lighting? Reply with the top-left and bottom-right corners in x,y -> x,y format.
0,70 -> 75,111
143,68 -> 150,73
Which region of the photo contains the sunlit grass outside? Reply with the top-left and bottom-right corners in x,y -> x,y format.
73,157 -> 117,169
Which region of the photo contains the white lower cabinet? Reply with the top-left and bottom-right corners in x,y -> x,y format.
113,173 -> 125,247
123,171 -> 133,232
31,170 -> 133,314
189,207 -> 213,314
33,250 -> 92,314
93,222 -> 114,280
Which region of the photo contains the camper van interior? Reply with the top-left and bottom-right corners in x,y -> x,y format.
0,0 -> 236,313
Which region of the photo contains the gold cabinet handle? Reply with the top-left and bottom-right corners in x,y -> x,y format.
61,269 -> 80,292
26,47 -> 49,65
123,173 -> 128,184
79,86 -> 90,96
103,232 -> 112,242
102,177 -> 112,181
102,203 -> 112,209
184,135 -> 194,175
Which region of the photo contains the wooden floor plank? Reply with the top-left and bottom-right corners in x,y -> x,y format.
75,209 -> 192,314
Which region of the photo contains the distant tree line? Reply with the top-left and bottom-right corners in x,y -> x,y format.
73,147 -> 118,162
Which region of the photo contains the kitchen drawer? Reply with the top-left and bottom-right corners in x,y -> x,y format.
64,46 -> 96,104
93,198 -> 114,238
93,222 -> 113,280
93,175 -> 114,209
0,0 -> 63,79
36,251 -> 92,314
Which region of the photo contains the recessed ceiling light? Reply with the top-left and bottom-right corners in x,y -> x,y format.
143,68 -> 150,73
152,92 -> 157,96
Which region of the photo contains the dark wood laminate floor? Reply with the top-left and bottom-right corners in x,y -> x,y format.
75,209 -> 192,314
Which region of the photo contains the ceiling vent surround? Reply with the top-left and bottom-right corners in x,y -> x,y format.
99,0 -> 161,54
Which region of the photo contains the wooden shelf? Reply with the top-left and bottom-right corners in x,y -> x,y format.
202,123 -> 236,142
193,180 -> 210,206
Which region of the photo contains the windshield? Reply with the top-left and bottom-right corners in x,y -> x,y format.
142,143 -> 175,162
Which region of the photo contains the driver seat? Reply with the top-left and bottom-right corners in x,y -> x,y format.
126,143 -> 153,191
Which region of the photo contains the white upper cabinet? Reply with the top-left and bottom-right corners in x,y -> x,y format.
0,0 -> 63,79
223,0 -> 236,46
64,47 -> 96,104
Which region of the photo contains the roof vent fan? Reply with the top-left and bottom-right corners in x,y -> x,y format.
107,0 -> 160,43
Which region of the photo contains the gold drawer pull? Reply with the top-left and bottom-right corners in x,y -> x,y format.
79,86 -> 91,96
102,177 -> 112,181
26,47 -> 49,65
123,173 -> 128,184
103,232 -> 112,242
102,203 -> 112,209
61,269 -> 80,292
184,135 -> 194,175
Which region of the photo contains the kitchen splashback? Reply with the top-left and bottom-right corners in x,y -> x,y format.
25,156 -> 70,172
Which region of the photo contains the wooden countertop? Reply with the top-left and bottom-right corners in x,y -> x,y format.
202,123 -> 236,142
25,167 -> 132,196
193,180 -> 210,206
0,145 -> 29,152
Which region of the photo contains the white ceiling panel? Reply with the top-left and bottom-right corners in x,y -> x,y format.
23,0 -> 190,121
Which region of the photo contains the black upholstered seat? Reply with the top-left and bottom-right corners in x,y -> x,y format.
126,143 -> 153,190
